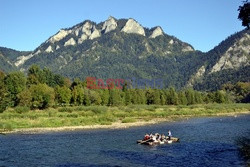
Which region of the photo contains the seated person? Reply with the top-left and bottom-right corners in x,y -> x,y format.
144,133 -> 150,140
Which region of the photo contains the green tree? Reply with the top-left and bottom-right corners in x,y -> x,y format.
27,65 -> 45,85
238,1 -> 250,29
124,89 -> 132,105
194,91 -> 203,104
109,89 -> 123,106
29,84 -> 55,109
100,89 -> 109,105
4,71 -> 26,106
130,89 -> 138,104
122,81 -> 132,105
185,89 -> 195,105
153,89 -> 161,105
214,90 -> 227,103
204,92 -> 215,103
160,92 -> 166,105
17,89 -> 32,107
88,90 -> 102,105
71,85 -> 84,105
145,88 -> 154,105
0,71 -> 10,112
83,88 -> 91,106
55,86 -> 72,105
178,91 -> 188,105
166,87 -> 178,105
137,89 -> 146,104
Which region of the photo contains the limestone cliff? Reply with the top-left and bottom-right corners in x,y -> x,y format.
210,33 -> 250,73
149,27 -> 164,38
121,19 -> 145,36
102,16 -> 117,33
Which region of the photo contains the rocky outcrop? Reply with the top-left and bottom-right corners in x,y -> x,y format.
210,33 -> 250,73
102,16 -> 117,33
149,27 -> 164,38
49,29 -> 71,43
77,22 -> 101,43
81,22 -> 93,36
45,45 -> 53,53
74,27 -> 81,36
186,65 -> 206,87
121,19 -> 145,36
169,39 -> 174,45
78,34 -> 88,44
64,38 -> 76,46
89,26 -> 101,40
182,46 -> 194,52
15,54 -> 34,67
34,49 -> 41,55
210,54 -> 248,73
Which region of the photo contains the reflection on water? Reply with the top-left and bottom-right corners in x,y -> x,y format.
0,114 -> 249,166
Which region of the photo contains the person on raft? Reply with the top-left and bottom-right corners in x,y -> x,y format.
161,134 -> 165,141
144,133 -> 150,140
168,130 -> 172,140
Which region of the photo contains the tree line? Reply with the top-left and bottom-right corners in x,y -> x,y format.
0,65 -> 249,113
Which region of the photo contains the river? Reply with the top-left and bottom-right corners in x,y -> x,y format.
0,114 -> 250,167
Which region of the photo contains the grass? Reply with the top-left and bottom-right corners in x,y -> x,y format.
0,103 -> 249,132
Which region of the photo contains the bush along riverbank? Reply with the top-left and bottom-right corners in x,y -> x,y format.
0,103 -> 249,133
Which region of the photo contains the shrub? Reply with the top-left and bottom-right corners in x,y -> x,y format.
58,107 -> 73,113
88,106 -> 108,114
14,106 -> 30,114
0,123 -> 13,131
122,117 -> 136,123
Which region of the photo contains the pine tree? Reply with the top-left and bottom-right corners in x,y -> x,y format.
0,71 -> 10,112
214,90 -> 226,103
137,89 -> 146,104
153,89 -> 161,105
145,88 -> 154,105
71,84 -> 84,105
83,88 -> 91,106
100,89 -> 109,106
160,93 -> 166,105
185,89 -> 195,105
194,91 -> 203,104
124,89 -> 132,105
88,90 -> 102,105
165,87 -> 178,105
178,91 -> 188,105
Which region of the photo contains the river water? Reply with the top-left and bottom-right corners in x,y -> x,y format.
0,114 -> 250,167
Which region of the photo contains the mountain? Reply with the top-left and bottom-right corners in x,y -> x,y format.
188,29 -> 250,90
0,16 -> 249,90
0,47 -> 31,72
12,16 -> 200,89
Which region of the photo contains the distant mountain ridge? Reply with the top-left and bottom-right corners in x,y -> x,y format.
0,16 -> 249,90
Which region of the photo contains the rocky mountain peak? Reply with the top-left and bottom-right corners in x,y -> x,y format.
64,38 -> 76,46
48,29 -> 71,43
121,18 -> 145,36
89,26 -> 101,40
81,21 -> 93,36
149,26 -> 164,38
102,16 -> 117,33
